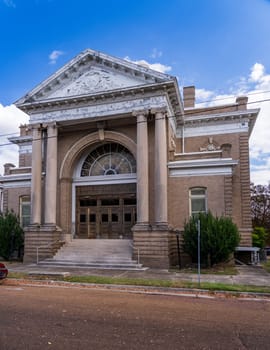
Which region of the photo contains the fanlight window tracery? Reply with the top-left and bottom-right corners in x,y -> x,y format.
80,143 -> 136,177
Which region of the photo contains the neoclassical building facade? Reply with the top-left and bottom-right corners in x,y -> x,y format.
0,49 -> 259,267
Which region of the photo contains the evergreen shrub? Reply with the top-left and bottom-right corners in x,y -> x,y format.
182,212 -> 240,267
0,210 -> 24,260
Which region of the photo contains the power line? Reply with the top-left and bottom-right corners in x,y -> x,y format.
0,95 -> 269,148
0,132 -> 21,138
193,89 -> 270,106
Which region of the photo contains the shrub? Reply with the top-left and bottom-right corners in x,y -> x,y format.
182,212 -> 240,267
0,210 -> 24,260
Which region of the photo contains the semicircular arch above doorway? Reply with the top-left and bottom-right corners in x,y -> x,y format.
59,130 -> 137,180
81,143 -> 136,177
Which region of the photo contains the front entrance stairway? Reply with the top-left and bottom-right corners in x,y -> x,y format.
38,239 -> 145,270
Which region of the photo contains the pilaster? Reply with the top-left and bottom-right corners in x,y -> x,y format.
30,125 -> 43,225
133,110 -> 149,229
152,107 -> 168,227
44,123 -> 58,225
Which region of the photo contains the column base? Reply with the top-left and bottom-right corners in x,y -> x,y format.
132,225 -> 172,269
23,224 -> 63,263
152,223 -> 169,231
132,223 -> 151,231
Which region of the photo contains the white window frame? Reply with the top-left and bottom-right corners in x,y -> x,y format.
20,196 -> 31,228
189,187 -> 207,216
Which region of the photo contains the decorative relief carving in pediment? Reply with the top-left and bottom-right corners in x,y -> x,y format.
199,137 -> 221,152
45,66 -> 149,99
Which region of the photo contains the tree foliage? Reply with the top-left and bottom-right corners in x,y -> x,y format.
182,212 -> 240,267
250,183 -> 270,243
0,210 -> 24,260
252,226 -> 268,248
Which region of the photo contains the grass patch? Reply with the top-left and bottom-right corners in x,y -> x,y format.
7,272 -> 28,279
56,275 -> 270,294
170,266 -> 238,275
5,269 -> 270,295
61,275 -> 270,294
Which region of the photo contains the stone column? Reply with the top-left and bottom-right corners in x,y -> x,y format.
31,125 -> 43,225
44,123 -> 58,225
133,110 -> 149,227
152,108 -> 168,226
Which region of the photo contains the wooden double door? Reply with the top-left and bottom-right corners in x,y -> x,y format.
76,184 -> 137,239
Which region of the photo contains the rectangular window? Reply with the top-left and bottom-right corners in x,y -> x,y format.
20,196 -> 31,227
112,213 -> 118,222
80,214 -> 86,223
89,214 -> 96,223
102,214 -> 109,222
124,213 -> 132,222
124,198 -> 136,205
189,188 -> 207,216
101,199 -> 119,206
80,199 -> 97,207
191,198 -> 206,213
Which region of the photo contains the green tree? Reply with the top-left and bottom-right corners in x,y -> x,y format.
252,226 -> 267,248
250,183 -> 270,241
0,210 -> 24,260
182,212 -> 240,267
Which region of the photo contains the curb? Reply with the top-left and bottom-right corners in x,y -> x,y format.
3,278 -> 270,301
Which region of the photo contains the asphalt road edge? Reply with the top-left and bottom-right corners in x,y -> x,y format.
2,278 -> 270,301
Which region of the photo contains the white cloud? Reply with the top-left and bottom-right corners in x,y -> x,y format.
248,62 -> 270,92
195,88 -> 215,102
195,63 -> 270,185
124,56 -> 171,74
3,0 -> 16,8
49,50 -> 64,64
150,48 -> 163,59
249,63 -> 265,82
0,104 -> 29,175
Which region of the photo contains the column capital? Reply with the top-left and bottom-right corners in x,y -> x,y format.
43,122 -> 57,129
132,109 -> 149,117
151,106 -> 168,116
29,123 -> 43,132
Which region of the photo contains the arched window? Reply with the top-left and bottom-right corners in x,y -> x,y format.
80,143 -> 136,177
189,187 -> 207,216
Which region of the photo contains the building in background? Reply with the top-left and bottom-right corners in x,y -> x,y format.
0,49 -> 259,267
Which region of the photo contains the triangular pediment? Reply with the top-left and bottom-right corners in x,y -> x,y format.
16,49 -> 174,105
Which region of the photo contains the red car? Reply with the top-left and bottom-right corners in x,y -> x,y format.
0,263 -> 8,279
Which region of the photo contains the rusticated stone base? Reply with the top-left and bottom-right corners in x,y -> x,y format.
239,228 -> 252,247
166,230 -> 192,268
23,224 -> 63,263
133,226 -> 176,269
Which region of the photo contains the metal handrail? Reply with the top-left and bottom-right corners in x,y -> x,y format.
36,239 -> 65,264
129,241 -> 140,266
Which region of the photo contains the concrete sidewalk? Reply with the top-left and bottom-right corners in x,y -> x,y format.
5,262 -> 270,287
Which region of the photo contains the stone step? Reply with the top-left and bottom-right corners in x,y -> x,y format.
52,255 -> 134,262
42,258 -> 138,265
40,238 -> 143,270
54,250 -> 132,258
68,239 -> 131,244
57,240 -> 132,250
38,259 -> 145,270
55,256 -> 132,261
56,246 -> 132,252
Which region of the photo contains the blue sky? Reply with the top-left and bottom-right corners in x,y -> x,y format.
0,0 -> 270,183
